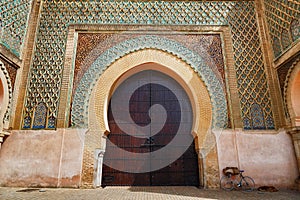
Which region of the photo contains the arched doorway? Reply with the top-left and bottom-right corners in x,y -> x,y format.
80,49 -> 222,188
286,59 -> 300,127
0,79 -> 5,147
290,67 -> 300,126
102,69 -> 199,186
0,80 -> 4,109
286,59 -> 300,185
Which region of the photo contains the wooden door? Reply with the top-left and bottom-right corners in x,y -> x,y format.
102,70 -> 199,186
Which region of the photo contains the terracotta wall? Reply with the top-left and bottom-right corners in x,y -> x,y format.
217,130 -> 299,188
0,129 -> 86,188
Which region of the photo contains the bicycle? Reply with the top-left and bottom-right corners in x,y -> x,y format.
220,169 -> 255,191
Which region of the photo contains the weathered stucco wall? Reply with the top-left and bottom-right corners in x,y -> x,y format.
0,129 -> 86,188
0,128 -> 297,189
217,130 -> 299,188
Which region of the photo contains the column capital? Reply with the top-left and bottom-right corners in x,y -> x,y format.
95,149 -> 105,158
287,127 -> 300,140
0,130 -> 10,147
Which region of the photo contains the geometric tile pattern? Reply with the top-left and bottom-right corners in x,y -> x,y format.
74,34 -> 227,94
277,56 -> 300,121
72,35 -> 228,129
73,33 -> 230,128
291,19 -> 300,41
22,0 -> 275,130
228,2 -> 275,129
251,103 -> 265,129
264,0 -> 300,58
32,102 -> 47,129
0,60 -> 14,125
0,0 -> 32,57
0,58 -> 17,94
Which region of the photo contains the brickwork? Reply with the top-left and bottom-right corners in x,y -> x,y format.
1,186 -> 300,200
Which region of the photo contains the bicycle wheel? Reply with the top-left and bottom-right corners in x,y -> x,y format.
241,176 -> 255,191
220,175 -> 234,191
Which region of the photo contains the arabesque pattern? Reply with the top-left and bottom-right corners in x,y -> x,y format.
264,0 -> 300,57
73,33 -> 230,129
72,35 -> 228,129
0,0 -> 32,57
32,102 -> 47,129
23,0 -> 274,130
0,61 -> 13,125
228,2 -> 274,129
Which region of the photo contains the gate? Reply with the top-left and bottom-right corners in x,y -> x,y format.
102,70 -> 199,186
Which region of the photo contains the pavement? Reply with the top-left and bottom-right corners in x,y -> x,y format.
0,186 -> 299,200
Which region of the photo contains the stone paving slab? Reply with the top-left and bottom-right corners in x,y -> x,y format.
0,186 -> 299,200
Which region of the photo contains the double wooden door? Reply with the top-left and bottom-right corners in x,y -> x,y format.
102,70 -> 199,186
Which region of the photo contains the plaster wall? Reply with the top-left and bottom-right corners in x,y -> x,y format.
0,129 -> 86,188
217,130 -> 299,188
0,128 -> 298,188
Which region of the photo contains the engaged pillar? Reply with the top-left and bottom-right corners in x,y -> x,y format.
288,127 -> 300,189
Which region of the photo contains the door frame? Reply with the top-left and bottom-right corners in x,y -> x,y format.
86,49 -> 220,188
102,69 -> 200,186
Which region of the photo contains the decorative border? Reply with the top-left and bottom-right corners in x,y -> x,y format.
283,57 -> 300,122
22,0 -> 275,130
263,0 -> 300,58
0,61 -> 13,125
72,35 -> 228,129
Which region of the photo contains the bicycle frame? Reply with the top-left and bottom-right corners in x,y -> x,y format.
220,169 -> 255,191
236,171 -> 245,187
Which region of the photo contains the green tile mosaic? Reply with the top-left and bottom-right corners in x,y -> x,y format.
22,0 -> 274,130
0,0 -> 32,57
264,0 -> 300,57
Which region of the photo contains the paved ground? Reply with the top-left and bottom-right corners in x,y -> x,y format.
0,186 -> 299,200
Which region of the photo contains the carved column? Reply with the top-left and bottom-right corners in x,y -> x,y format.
0,131 -> 10,150
197,148 -> 205,188
93,149 -> 105,188
288,127 -> 300,189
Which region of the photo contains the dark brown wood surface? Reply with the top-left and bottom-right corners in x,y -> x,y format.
102,71 -> 199,186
